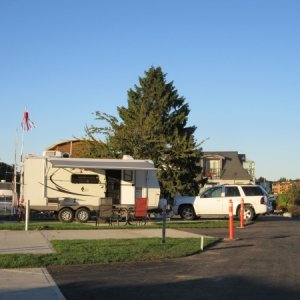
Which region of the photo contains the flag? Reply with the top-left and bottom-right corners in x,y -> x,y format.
21,109 -> 36,131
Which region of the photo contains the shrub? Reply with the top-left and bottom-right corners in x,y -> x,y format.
276,184 -> 300,216
275,194 -> 289,210
289,205 -> 300,217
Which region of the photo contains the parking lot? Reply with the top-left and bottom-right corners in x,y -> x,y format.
48,216 -> 300,300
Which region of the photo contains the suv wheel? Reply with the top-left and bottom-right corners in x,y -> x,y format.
244,206 -> 255,221
179,205 -> 196,220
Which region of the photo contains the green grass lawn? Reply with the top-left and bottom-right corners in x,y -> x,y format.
0,237 -> 218,268
0,219 -> 241,230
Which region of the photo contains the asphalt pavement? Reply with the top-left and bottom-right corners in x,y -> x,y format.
0,216 -> 299,300
48,216 -> 300,300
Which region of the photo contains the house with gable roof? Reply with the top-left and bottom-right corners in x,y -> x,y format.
199,151 -> 255,189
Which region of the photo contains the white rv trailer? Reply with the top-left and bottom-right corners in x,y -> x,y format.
20,152 -> 161,222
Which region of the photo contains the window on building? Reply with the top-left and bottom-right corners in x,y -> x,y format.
205,159 -> 221,177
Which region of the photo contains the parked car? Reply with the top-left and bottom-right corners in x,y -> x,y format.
172,184 -> 269,221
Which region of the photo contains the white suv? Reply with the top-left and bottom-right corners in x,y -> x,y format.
172,184 -> 269,221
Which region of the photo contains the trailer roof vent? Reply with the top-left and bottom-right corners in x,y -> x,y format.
122,155 -> 134,160
43,151 -> 64,158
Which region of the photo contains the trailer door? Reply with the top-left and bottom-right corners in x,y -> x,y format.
105,170 -> 121,205
120,170 -> 135,205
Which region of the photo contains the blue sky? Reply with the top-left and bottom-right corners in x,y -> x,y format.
0,0 -> 299,181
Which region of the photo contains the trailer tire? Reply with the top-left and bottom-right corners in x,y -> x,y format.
58,208 -> 74,223
75,208 -> 90,223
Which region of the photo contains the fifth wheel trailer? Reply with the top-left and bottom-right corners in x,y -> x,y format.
20,152 -> 161,222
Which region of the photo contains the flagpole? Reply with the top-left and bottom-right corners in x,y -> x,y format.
20,115 -> 25,163
19,108 -> 26,213
20,106 -> 36,163
13,129 -> 18,208
19,124 -> 24,216
19,107 -> 36,222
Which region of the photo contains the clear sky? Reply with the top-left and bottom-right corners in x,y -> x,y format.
0,0 -> 299,181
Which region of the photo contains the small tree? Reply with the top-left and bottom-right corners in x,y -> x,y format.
286,185 -> 300,216
286,184 -> 300,206
276,184 -> 300,216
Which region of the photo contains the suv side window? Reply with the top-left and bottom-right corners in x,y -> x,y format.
242,186 -> 264,196
225,186 -> 240,197
202,186 -> 222,198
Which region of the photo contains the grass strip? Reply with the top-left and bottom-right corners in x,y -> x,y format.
0,238 -> 218,268
0,220 -> 241,230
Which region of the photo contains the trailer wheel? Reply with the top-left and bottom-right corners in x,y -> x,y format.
75,208 -> 90,223
58,208 -> 74,223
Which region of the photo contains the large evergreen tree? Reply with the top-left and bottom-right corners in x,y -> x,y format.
84,66 -> 202,199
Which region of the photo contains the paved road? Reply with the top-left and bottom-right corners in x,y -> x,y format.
48,216 -> 300,300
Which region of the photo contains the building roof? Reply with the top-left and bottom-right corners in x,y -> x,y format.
46,139 -> 82,150
203,151 -> 251,180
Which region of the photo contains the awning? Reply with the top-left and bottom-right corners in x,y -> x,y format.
48,158 -> 157,170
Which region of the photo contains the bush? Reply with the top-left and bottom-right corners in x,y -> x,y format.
276,184 -> 300,216
275,194 -> 289,210
289,205 -> 300,217
287,185 -> 300,205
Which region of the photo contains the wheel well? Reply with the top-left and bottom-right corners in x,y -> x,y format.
236,204 -> 255,215
59,207 -> 75,212
179,204 -> 194,213
76,206 -> 90,212
58,206 -> 91,213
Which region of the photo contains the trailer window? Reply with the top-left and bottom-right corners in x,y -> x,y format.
71,174 -> 99,184
123,170 -> 133,182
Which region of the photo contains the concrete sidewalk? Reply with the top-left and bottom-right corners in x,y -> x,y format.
0,228 -> 205,300
0,228 -> 207,254
0,268 -> 65,300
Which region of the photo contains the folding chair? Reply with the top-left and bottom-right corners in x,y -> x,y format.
96,197 -> 113,225
128,198 -> 148,225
